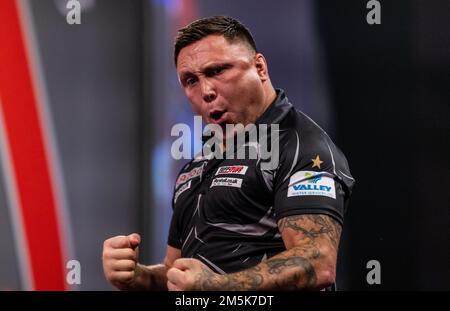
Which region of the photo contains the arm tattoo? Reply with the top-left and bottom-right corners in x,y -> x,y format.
194,214 -> 341,290
278,214 -> 342,250
194,265 -> 263,291
194,256 -> 317,291
266,257 -> 317,289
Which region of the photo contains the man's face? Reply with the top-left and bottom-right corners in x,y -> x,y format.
176,35 -> 268,132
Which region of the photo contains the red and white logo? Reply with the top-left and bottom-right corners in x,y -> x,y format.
176,166 -> 203,188
215,165 -> 248,176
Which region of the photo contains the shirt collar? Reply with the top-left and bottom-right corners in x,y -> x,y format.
255,88 -> 292,126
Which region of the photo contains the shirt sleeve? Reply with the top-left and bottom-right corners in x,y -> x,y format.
273,130 -> 347,226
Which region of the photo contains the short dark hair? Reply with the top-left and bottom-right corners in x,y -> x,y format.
174,16 -> 257,66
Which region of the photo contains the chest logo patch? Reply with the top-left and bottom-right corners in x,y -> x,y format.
215,165 -> 248,176
210,177 -> 243,188
288,171 -> 336,199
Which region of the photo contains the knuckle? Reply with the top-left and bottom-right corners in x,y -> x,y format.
122,271 -> 134,282
166,268 -> 174,279
105,235 -> 122,246
103,239 -> 112,249
103,248 -> 114,260
129,260 -> 137,270
121,260 -> 136,271
126,248 -> 135,257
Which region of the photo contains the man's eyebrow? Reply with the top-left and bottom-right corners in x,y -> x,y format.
179,63 -> 233,80
179,71 -> 195,80
202,63 -> 233,73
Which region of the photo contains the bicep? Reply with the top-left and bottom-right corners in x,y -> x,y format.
163,245 -> 181,268
277,214 -> 342,252
276,214 -> 342,288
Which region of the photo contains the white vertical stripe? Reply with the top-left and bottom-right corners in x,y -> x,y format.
325,140 -> 337,175
181,227 -> 193,251
191,194 -> 202,219
339,169 -> 355,181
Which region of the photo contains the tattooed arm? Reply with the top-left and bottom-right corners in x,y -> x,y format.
166,214 -> 342,291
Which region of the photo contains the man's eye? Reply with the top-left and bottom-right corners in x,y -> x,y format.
212,67 -> 224,75
185,77 -> 197,86
207,67 -> 225,76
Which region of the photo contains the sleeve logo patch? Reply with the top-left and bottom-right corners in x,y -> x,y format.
215,165 -> 248,175
288,171 -> 336,199
210,177 -> 243,188
176,166 -> 203,188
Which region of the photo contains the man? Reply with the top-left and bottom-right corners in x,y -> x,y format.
102,16 -> 355,291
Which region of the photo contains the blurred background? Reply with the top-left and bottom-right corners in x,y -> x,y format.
0,0 -> 449,290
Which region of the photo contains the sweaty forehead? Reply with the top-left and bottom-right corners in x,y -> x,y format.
176,35 -> 253,73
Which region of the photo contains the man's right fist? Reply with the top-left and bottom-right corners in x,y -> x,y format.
102,233 -> 141,290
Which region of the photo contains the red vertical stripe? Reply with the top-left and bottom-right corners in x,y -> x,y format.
0,0 -> 66,290
178,0 -> 198,28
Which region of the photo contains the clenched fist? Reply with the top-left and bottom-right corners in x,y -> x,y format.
167,258 -> 222,291
102,233 -> 141,290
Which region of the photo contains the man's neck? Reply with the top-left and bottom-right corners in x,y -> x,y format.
259,84 -> 277,121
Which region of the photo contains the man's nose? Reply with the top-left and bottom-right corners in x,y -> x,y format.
200,78 -> 217,103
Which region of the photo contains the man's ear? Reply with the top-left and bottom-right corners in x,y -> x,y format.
254,53 -> 269,82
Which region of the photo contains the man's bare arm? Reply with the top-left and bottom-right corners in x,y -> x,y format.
191,214 -> 342,290
130,245 -> 181,290
129,264 -> 168,290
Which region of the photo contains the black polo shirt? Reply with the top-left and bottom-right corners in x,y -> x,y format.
168,89 -> 355,274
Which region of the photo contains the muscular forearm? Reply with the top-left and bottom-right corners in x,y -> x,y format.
195,245 -> 334,291
168,215 -> 340,291
130,264 -> 169,291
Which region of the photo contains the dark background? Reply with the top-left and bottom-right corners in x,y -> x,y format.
318,0 -> 450,290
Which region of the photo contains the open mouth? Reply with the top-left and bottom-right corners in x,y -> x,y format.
209,110 -> 226,124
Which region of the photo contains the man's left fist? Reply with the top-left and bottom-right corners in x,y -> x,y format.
166,258 -> 221,291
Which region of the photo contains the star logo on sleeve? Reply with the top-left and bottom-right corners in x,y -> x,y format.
311,155 -> 323,169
